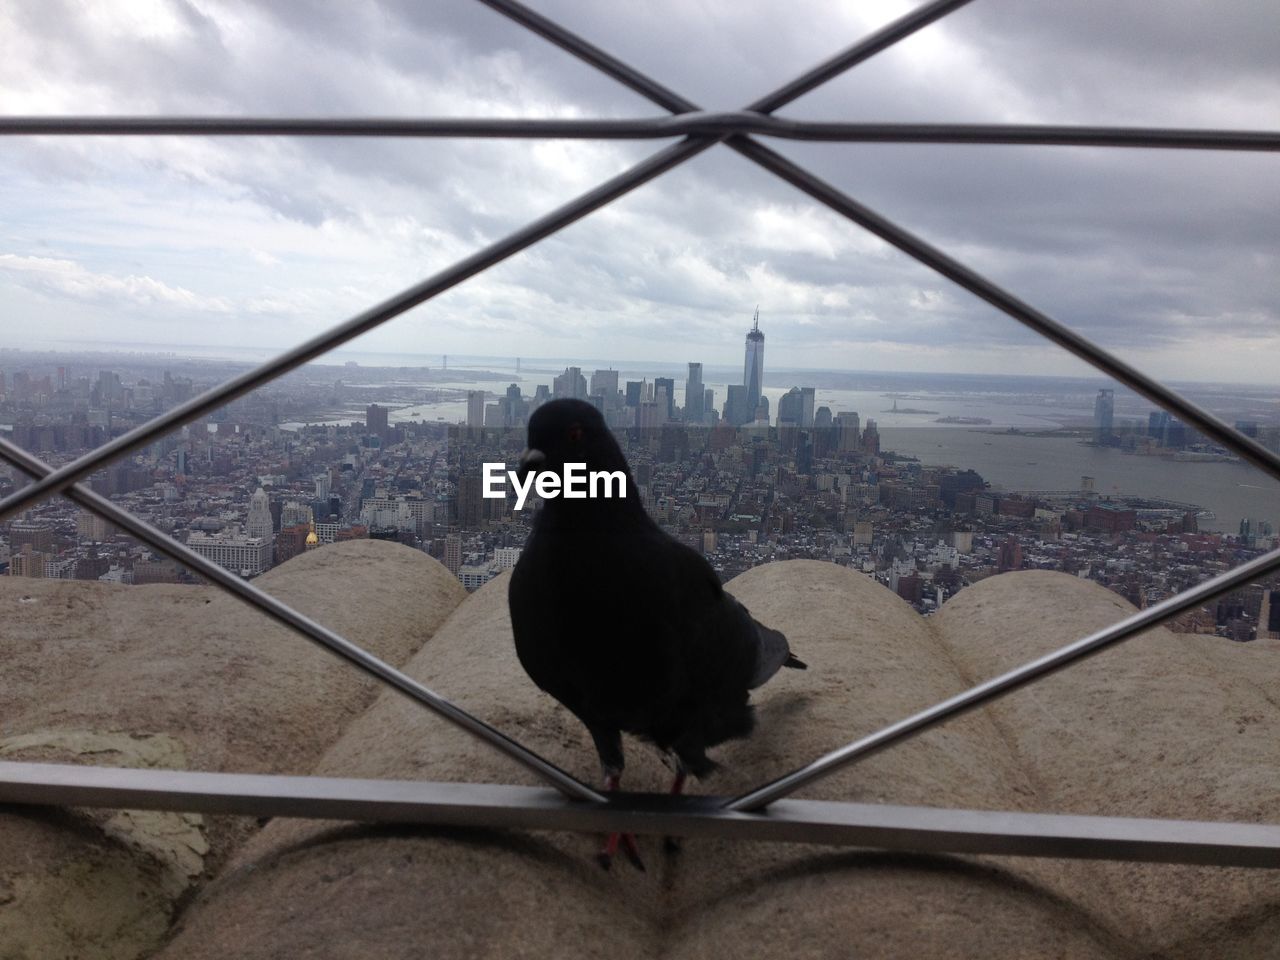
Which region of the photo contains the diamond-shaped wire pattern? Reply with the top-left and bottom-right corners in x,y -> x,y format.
1,0 -> 1279,851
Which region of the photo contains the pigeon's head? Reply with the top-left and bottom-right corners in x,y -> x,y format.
519,398 -> 629,480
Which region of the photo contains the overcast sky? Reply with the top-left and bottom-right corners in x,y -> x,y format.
1,0 -> 1277,383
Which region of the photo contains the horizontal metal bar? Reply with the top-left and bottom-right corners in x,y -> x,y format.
728,543 -> 1280,812
4,761 -> 1280,868
0,436 -> 605,804
0,114 -> 697,138
4,114 -> 1277,150
0,134 -> 720,525
729,137 -> 1280,485
786,122 -> 1280,150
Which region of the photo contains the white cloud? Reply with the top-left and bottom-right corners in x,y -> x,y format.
0,0 -> 1274,383
0,253 -> 232,312
248,248 -> 281,267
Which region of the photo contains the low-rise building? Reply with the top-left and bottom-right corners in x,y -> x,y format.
187,531 -> 273,577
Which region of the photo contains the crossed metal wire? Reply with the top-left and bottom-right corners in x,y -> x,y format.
2,0 -> 1280,823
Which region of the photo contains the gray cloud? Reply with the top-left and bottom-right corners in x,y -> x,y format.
0,0 -> 1275,382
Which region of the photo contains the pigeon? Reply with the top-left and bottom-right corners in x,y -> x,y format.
508,398 -> 805,869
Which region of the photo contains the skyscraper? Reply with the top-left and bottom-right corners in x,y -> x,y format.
457,468 -> 483,528
501,383 -> 526,427
366,403 -> 389,441
654,383 -> 670,423
246,487 -> 274,541
725,384 -> 748,426
467,391 -> 486,430
800,387 -> 816,428
553,367 -> 587,400
777,387 -> 804,451
1149,410 -> 1169,443
637,399 -> 662,429
777,387 -> 804,427
862,418 -> 880,456
744,308 -> 764,420
590,368 -> 619,399
443,535 -> 461,575
653,377 -> 675,420
532,384 -> 551,414
1094,389 -> 1115,445
813,406 -> 834,457
835,411 -> 861,452
684,362 -> 704,423
281,500 -> 313,528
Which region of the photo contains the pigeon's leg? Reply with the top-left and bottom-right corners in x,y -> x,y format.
589,728 -> 644,872
664,744 -> 713,855
664,759 -> 688,855
597,772 -> 645,872
669,768 -> 687,796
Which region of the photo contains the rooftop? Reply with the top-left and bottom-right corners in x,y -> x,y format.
3,541 -> 1280,957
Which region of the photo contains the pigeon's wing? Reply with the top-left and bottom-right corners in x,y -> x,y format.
651,532 -> 801,690
649,534 -> 762,688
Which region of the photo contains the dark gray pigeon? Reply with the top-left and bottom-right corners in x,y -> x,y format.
508,398 -> 805,868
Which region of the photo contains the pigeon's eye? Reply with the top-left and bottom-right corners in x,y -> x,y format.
567,424 -> 584,443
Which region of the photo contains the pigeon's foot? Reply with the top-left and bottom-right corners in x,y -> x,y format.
597,771 -> 645,872
597,831 -> 645,872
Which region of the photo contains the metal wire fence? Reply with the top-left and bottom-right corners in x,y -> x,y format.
2,0 -> 1279,860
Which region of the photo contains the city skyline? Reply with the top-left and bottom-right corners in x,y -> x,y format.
5,340 -> 1280,398
6,338 -> 1280,447
1,2 -> 1277,383
3,342 -> 1277,635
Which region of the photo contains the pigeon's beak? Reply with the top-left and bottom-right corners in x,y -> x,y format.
517,447 -> 546,481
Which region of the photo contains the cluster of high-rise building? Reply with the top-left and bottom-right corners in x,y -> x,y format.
456,310 -> 859,439
2,331 -> 1278,639
1091,387 -> 1267,459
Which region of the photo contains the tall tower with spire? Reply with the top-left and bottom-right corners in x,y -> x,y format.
744,307 -> 765,422
246,487 -> 273,541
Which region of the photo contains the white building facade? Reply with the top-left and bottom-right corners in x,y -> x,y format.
187,531 -> 273,577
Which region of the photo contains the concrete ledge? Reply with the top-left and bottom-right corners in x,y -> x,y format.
4,556 -> 1279,958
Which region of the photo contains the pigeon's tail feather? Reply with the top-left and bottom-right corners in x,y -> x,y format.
749,620 -> 799,689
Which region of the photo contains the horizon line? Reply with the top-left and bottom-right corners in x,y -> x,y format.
1,341 -> 1273,392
